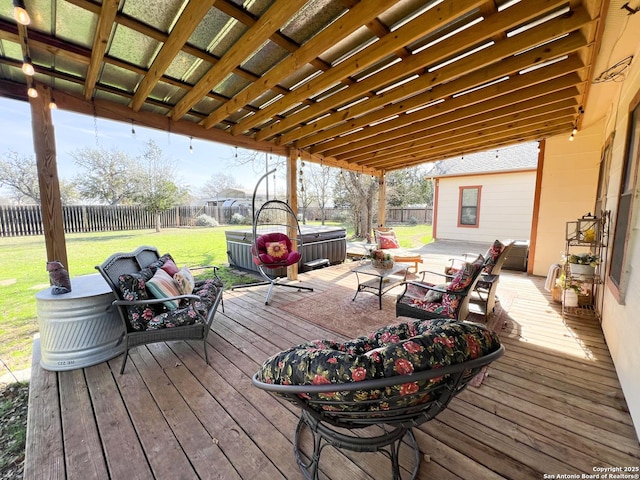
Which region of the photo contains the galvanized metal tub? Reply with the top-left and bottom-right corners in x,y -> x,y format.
36,273 -> 125,371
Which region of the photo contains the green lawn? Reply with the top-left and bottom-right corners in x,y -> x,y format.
0,223 -> 432,374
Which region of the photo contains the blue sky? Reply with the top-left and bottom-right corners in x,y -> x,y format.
0,96 -> 278,195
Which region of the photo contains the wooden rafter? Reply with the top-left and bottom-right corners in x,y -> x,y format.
84,0 -> 119,100
200,0 -> 392,129
232,0 -> 486,136
130,0 -> 218,112
170,0 -> 308,121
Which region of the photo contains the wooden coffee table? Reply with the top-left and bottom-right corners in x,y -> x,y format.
352,262 -> 409,309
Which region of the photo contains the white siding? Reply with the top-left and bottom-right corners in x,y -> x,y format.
435,171 -> 535,242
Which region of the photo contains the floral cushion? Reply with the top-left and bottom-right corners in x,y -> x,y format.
257,319 -> 501,412
253,232 -> 301,266
147,279 -> 220,330
266,241 -> 288,258
117,267 -> 162,331
448,255 -> 484,292
483,240 -> 505,273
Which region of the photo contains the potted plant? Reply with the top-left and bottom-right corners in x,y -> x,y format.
369,248 -> 394,271
565,252 -> 599,277
555,271 -> 581,307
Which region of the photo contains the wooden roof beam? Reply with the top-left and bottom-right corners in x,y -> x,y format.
353,108 -> 576,166
378,123 -> 570,171
286,9 -> 591,148
84,0 -> 119,100
341,97 -> 578,163
314,65 -> 584,156
130,0 -> 218,112
252,0 -> 571,141
200,0 -> 392,129
232,0 -> 486,136
171,0 -> 308,121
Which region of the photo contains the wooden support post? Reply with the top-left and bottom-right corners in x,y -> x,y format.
30,82 -> 68,272
377,173 -> 386,227
287,149 -> 298,280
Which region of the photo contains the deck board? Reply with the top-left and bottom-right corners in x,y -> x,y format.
24,258 -> 640,480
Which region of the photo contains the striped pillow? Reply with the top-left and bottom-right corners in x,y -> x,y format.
146,268 -> 181,310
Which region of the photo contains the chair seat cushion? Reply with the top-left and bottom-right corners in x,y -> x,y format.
257,319 -> 501,411
146,279 -> 221,330
253,232 -> 302,267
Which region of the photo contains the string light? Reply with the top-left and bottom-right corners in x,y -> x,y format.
27,79 -> 37,98
21,55 -> 34,76
234,146 -> 238,158
189,136 -> 193,154
130,119 -> 136,135
13,0 -> 30,25
49,97 -> 57,109
569,123 -> 578,141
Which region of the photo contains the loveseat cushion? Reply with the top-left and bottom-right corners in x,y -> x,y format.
117,266 -> 162,331
146,279 -> 220,330
257,319 -> 501,412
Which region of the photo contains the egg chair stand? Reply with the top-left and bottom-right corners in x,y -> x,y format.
231,169 -> 313,305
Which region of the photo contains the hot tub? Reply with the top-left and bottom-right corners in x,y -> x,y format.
226,225 -> 347,275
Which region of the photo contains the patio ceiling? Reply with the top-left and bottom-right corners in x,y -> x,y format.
0,0 -> 606,175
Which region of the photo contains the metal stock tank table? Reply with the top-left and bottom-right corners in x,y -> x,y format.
352,262 -> 409,309
36,273 -> 125,371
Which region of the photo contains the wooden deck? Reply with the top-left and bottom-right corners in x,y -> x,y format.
24,255 -> 640,479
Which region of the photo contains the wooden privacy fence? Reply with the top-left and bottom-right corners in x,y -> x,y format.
0,205 -> 433,237
0,205 -> 229,237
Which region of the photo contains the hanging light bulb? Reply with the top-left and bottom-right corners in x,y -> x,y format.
49,97 -> 57,109
234,146 -> 238,158
21,56 -> 34,76
13,0 -> 30,25
189,136 -> 193,154
131,119 -> 136,135
27,80 -> 37,98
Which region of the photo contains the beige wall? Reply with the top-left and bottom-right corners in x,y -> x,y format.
531,121 -> 603,277
435,171 -> 535,243
536,41 -> 640,438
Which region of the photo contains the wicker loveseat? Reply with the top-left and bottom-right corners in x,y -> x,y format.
96,246 -> 223,374
253,318 -> 504,480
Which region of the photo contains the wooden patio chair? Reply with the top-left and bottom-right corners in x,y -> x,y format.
253,319 -> 504,480
395,254 -> 485,321
373,227 -> 423,273
96,246 -> 223,374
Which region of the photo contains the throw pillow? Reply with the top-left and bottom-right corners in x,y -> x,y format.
266,241 -> 288,258
484,240 -> 505,273
146,268 -> 181,310
174,266 -> 195,295
378,234 -> 400,249
423,283 -> 448,303
160,258 -> 179,276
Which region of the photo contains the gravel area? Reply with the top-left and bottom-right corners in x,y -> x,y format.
0,382 -> 28,480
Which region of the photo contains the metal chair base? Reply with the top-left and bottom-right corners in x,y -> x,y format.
294,411 -> 420,480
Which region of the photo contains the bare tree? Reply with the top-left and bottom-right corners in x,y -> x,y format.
200,172 -> 242,199
0,150 -> 78,205
71,146 -> 138,205
334,171 -> 377,237
305,163 -> 334,224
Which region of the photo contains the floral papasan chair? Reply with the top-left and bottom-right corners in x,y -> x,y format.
253,318 -> 504,480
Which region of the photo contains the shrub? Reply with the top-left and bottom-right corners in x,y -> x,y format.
408,216 -> 418,226
194,214 -> 219,227
229,213 -> 246,224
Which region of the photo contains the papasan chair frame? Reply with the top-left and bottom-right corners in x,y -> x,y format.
253,319 -> 505,480
231,168 -> 313,304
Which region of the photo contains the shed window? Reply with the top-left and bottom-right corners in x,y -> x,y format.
609,94 -> 640,300
458,186 -> 481,227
